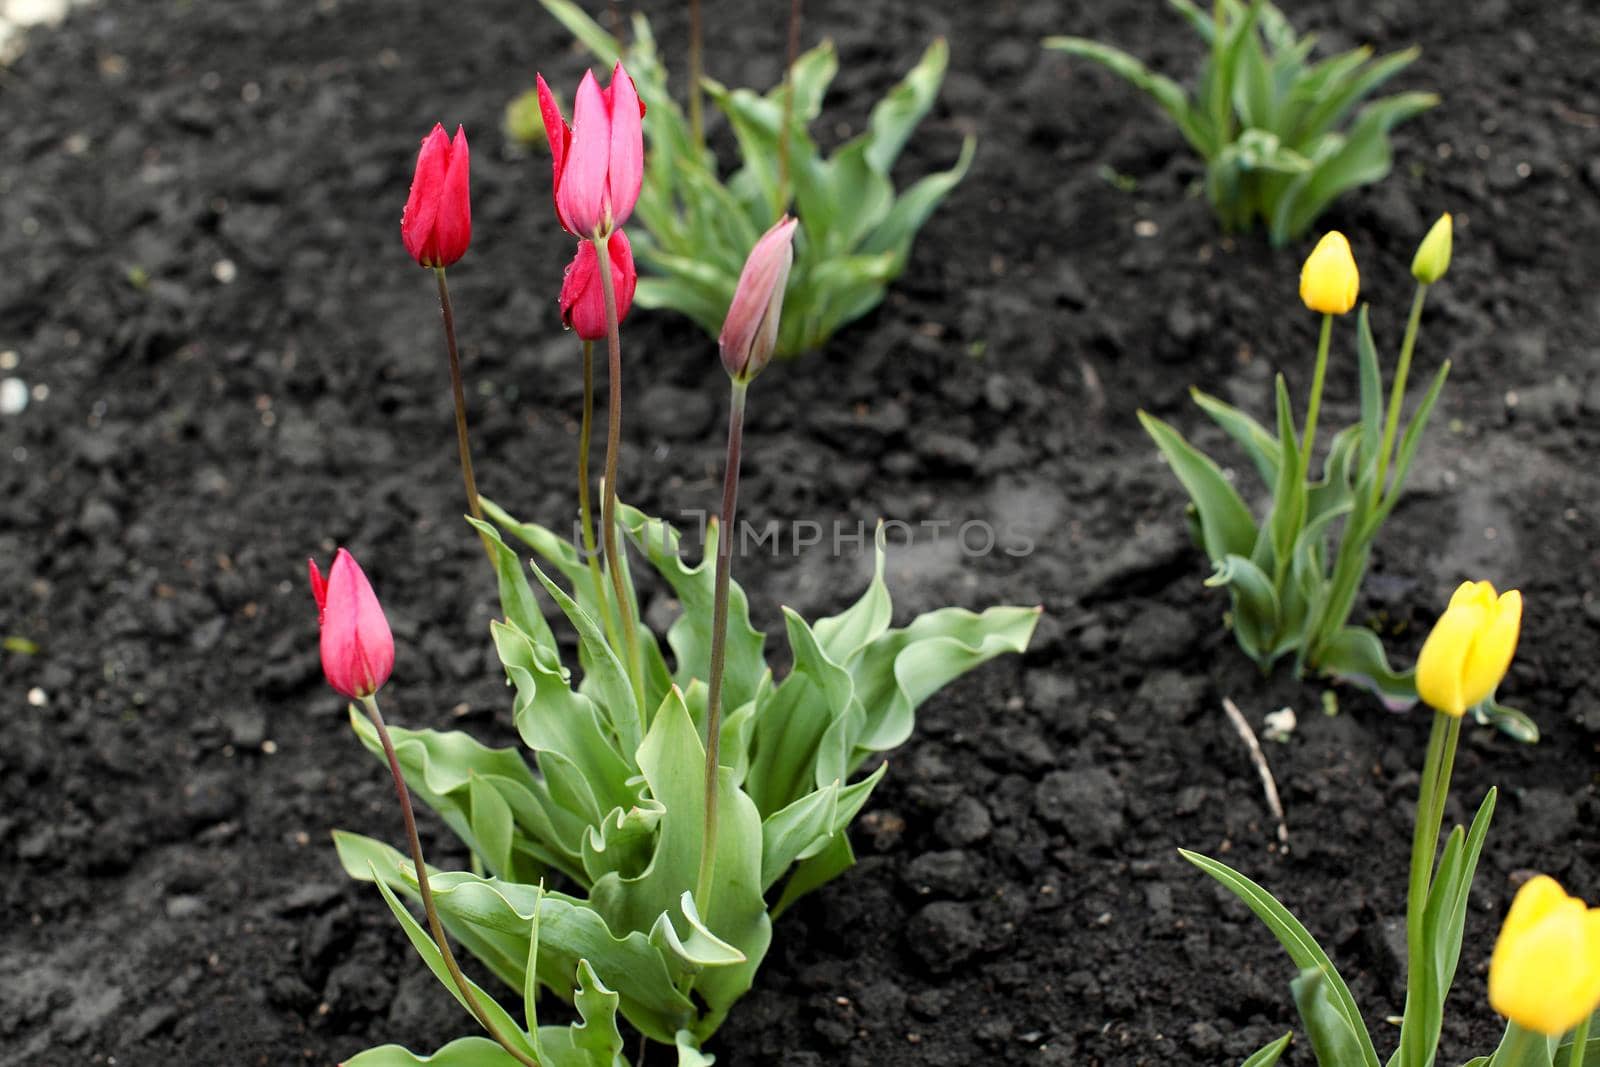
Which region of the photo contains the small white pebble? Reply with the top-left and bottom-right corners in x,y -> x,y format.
1264,707 -> 1297,742
26,687 -> 47,707
261,739 -> 278,755
29,382 -> 47,402
0,377 -> 27,415
212,258 -> 237,284
0,350 -> 18,370
1134,219 -> 1160,238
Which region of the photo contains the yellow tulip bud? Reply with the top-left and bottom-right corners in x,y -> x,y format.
1411,213 -> 1453,284
1489,875 -> 1600,1036
1414,581 -> 1522,717
1299,231 -> 1360,315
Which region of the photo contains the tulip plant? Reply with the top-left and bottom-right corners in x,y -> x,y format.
312,62 -> 1036,1067
1182,582 -> 1600,1067
1046,0 -> 1437,246
1135,216 -> 1537,737
534,0 -> 974,357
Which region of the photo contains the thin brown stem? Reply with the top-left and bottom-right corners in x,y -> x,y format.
578,339 -> 621,652
694,380 -> 747,919
688,0 -> 705,152
361,695 -> 539,1067
592,233 -> 647,714
775,0 -> 804,213
433,268 -> 493,561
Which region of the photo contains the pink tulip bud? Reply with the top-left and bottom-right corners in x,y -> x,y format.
401,124 -> 472,268
537,63 -> 645,238
308,548 -> 394,700
559,230 -> 637,341
720,216 -> 797,381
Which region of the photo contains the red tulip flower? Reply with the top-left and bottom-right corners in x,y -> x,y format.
720,216 -> 797,382
559,230 -> 637,341
308,548 -> 394,700
536,63 -> 645,238
401,123 -> 471,268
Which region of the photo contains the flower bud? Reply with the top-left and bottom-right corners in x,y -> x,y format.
1414,580 -> 1521,717
538,63 -> 645,238
401,124 -> 471,268
1489,875 -> 1600,1036
308,548 -> 394,700
720,217 -> 797,382
1410,212 -> 1452,284
1299,231 -> 1360,315
559,230 -> 637,341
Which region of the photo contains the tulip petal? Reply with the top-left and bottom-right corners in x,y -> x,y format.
559,230 -> 636,341
429,125 -> 471,267
318,548 -> 394,699
559,239 -> 603,340
1414,596 -> 1486,717
1460,589 -> 1521,710
308,558 -> 328,620
401,124 -> 450,265
558,70 -> 612,236
610,229 -> 637,323
606,63 -> 643,229
1447,579 -> 1492,613
720,217 -> 797,379
535,74 -> 569,178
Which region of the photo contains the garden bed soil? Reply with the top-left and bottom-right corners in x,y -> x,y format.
2,0 -> 1598,1063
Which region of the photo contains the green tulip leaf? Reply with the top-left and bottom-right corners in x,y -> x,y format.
1240,1031 -> 1293,1067
1181,850 -> 1380,1067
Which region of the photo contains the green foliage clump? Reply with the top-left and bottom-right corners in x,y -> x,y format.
1047,0 -> 1437,245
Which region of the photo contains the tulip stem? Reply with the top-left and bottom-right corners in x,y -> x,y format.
360,694 -> 540,1067
433,268 -> 493,562
1374,282 -> 1430,505
688,0 -> 705,153
593,233 -> 648,717
695,379 -> 748,923
1296,313 -> 1334,490
1398,709 -> 1460,1067
1569,1015 -> 1592,1067
775,0 -> 804,214
578,339 -> 623,655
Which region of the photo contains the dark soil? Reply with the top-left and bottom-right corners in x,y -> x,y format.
3,0 -> 1598,1064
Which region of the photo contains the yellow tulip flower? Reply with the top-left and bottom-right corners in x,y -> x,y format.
1489,875 -> 1600,1036
1299,231 -> 1360,314
1414,580 -> 1521,717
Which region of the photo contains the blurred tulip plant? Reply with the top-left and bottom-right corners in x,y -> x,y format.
315,70 -> 1036,1067
534,0 -> 974,357
1135,216 -> 1538,737
1182,583 -> 1596,1067
1046,0 -> 1437,246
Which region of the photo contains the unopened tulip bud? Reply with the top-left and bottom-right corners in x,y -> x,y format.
1489,875 -> 1600,1035
1414,580 -> 1521,717
720,216 -> 797,382
401,124 -> 471,268
537,63 -> 645,238
1299,231 -> 1360,315
560,230 -> 637,341
1410,213 -> 1453,285
308,548 -> 394,700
